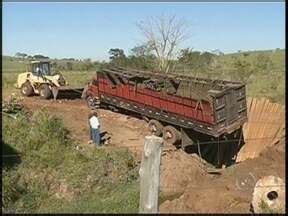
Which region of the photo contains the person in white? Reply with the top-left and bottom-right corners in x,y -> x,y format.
36,66 -> 41,74
89,111 -> 101,147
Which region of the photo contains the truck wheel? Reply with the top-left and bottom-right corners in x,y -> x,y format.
148,119 -> 163,136
39,84 -> 52,99
86,96 -> 94,108
86,96 -> 100,109
21,81 -> 34,96
162,125 -> 180,145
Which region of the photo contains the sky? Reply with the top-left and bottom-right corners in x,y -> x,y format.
3,2 -> 285,61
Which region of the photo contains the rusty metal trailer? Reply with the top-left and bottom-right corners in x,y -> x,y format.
83,67 -> 248,167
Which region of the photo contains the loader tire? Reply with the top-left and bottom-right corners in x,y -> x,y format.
39,84 -> 52,99
21,81 -> 34,97
162,125 -> 181,145
148,119 -> 163,136
86,96 -> 100,109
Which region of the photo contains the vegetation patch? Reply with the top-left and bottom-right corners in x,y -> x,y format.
3,49 -> 285,104
258,199 -> 284,214
2,98 -> 140,213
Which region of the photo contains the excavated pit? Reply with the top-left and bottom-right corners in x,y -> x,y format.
159,97 -> 285,213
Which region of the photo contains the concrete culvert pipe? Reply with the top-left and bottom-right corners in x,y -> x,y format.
252,175 -> 285,213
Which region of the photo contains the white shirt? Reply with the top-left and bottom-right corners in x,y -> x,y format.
89,116 -> 100,129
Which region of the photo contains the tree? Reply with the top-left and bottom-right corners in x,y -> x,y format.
243,52 -> 250,57
108,48 -> 127,66
178,48 -> 216,72
15,52 -> 28,59
231,54 -> 254,83
127,44 -> 157,70
83,58 -> 94,71
130,43 -> 153,57
66,62 -> 73,70
136,14 -> 189,73
178,48 -> 200,65
51,62 -> 58,68
33,54 -> 49,59
254,53 -> 273,74
211,49 -> 224,56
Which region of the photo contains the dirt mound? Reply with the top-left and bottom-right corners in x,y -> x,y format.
160,143 -> 285,213
160,187 -> 251,213
160,150 -> 208,195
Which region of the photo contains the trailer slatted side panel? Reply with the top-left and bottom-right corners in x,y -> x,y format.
98,76 -> 214,125
87,67 -> 247,137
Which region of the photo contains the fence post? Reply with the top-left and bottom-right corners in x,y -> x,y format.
139,135 -> 163,213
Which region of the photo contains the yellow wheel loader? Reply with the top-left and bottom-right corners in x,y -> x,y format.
15,60 -> 67,100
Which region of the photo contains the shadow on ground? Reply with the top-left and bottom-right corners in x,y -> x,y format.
56,88 -> 84,100
2,142 -> 21,169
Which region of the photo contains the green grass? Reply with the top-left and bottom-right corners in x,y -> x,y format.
184,49 -> 285,104
258,199 -> 284,214
38,182 -> 139,213
61,70 -> 96,87
3,50 -> 284,104
2,104 -> 140,213
2,56 -> 27,72
2,71 -> 20,94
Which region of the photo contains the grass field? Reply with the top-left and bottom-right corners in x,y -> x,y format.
3,49 -> 285,103
213,49 -> 285,103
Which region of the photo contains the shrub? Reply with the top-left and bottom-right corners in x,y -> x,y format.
2,108 -> 140,213
2,169 -> 25,212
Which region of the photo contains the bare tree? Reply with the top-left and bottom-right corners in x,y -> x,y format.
137,14 -> 189,73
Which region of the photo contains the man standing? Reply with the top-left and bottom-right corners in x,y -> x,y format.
88,111 -> 101,147
36,66 -> 41,75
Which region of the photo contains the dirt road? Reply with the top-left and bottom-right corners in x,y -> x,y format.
20,96 -> 285,213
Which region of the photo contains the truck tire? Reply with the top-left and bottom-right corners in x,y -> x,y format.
21,81 -> 34,97
148,119 -> 163,136
86,96 -> 94,108
86,96 -> 100,109
162,125 -> 180,145
39,84 -> 52,99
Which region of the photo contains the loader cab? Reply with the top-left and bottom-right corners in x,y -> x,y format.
29,60 -> 51,76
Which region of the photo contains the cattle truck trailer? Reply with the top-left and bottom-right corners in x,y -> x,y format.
83,67 -> 248,167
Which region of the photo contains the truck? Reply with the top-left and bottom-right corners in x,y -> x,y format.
83,67 -> 248,167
